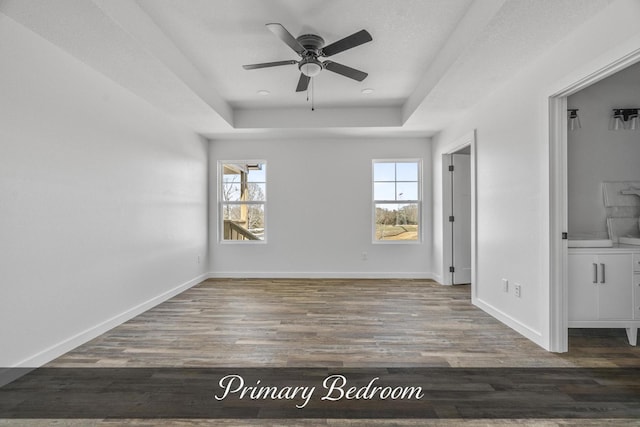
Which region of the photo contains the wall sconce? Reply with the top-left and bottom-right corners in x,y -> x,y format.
610,108 -> 640,130
567,109 -> 581,131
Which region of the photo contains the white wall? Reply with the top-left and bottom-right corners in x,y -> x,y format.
431,0 -> 640,349
0,15 -> 208,367
568,61 -> 640,236
209,138 -> 432,278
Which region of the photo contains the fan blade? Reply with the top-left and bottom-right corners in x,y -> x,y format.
296,74 -> 310,92
321,29 -> 372,57
243,60 -> 297,70
266,23 -> 305,55
323,61 -> 368,81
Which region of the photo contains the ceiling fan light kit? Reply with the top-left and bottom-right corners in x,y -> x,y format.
299,58 -> 322,77
243,23 -> 372,103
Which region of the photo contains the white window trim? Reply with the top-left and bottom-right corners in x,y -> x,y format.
218,160 -> 267,244
372,158 -> 423,244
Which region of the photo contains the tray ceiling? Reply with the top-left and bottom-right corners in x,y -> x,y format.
0,0 -> 614,139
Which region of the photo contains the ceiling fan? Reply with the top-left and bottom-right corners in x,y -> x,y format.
243,23 -> 372,92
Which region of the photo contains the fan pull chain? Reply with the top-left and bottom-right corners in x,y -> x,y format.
305,78 -> 315,111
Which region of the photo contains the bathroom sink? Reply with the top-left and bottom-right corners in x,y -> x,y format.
568,239 -> 613,248
619,236 -> 640,246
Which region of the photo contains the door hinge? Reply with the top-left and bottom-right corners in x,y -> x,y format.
562,232 -> 568,240
449,266 -> 455,273
448,165 -> 454,172
449,215 -> 455,222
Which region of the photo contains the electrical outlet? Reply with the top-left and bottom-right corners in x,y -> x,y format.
502,279 -> 509,293
361,252 -> 368,261
197,255 -> 201,264
514,283 -> 522,298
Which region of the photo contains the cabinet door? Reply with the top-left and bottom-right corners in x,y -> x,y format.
568,254 -> 598,321
597,254 -> 632,320
634,274 -> 640,320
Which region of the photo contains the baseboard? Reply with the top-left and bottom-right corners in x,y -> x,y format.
431,273 -> 443,285
207,271 -> 437,280
473,297 -> 545,349
10,273 -> 207,371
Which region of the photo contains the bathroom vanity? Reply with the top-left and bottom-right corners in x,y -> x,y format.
568,245 -> 640,345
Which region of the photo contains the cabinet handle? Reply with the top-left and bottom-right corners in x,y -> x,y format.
593,263 -> 598,283
600,263 -> 605,284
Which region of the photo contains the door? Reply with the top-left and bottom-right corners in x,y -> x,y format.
451,153 -> 471,284
568,253 -> 598,321
568,253 -> 632,321
597,253 -> 632,320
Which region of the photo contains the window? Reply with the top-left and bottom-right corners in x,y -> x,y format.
219,161 -> 266,242
373,160 -> 421,242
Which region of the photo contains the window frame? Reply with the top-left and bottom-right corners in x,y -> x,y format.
372,159 -> 422,244
218,160 -> 267,244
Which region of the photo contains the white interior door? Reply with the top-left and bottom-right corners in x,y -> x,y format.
451,153 -> 472,284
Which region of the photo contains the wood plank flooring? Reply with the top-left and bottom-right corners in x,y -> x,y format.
2,278 -> 640,426
47,278 -> 639,369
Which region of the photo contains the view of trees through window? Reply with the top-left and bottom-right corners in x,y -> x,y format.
373,160 -> 420,241
220,162 -> 266,241
219,160 -> 421,243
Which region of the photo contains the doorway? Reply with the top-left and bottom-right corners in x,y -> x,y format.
441,131 -> 477,292
548,51 -> 640,353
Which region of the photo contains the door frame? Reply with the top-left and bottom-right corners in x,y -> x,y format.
548,49 -> 640,352
441,131 -> 477,299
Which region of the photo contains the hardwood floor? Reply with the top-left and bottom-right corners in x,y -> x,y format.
2,278 -> 640,426
47,278 -> 639,369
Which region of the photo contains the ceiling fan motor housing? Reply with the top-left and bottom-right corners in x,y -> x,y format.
296,34 -> 325,54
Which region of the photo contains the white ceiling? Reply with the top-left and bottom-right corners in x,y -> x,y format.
0,0 -> 615,139
136,0 -> 473,109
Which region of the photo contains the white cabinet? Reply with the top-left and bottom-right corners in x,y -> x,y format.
634,252 -> 640,321
568,250 -> 639,346
635,273 -> 640,321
